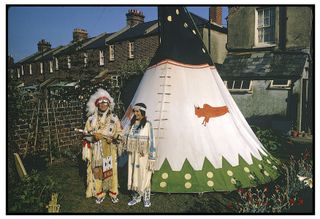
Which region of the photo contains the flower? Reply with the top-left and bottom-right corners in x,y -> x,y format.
297,198 -> 304,205
227,202 -> 233,209
237,188 -> 244,195
289,198 -> 295,206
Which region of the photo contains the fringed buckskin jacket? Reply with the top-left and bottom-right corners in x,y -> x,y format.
82,112 -> 123,199
125,121 -> 156,195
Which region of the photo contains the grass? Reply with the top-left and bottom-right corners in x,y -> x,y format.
46,159 -> 232,213
18,137 -> 313,214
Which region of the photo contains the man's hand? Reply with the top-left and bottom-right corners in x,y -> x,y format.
94,133 -> 103,141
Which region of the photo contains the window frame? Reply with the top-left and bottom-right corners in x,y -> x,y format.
109,45 -> 115,61
128,41 -> 134,59
67,56 -> 71,69
29,64 -> 32,75
83,52 -> 88,67
99,50 -> 105,66
55,57 -> 59,70
224,80 -> 253,93
17,68 -> 21,78
40,62 -> 43,74
49,60 -> 53,73
269,79 -> 292,89
255,7 -> 276,47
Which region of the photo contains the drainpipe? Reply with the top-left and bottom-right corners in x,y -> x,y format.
279,6 -> 287,51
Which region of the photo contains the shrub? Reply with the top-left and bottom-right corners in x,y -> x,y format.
251,126 -> 282,152
8,170 -> 58,213
234,150 -> 313,213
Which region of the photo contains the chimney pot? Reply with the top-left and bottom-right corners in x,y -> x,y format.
37,39 -> 51,52
126,9 -> 145,27
73,28 -> 88,42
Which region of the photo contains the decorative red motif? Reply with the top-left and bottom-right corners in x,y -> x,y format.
194,104 -> 229,126
82,140 -> 91,148
103,169 -> 113,179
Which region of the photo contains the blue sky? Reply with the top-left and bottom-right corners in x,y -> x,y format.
8,6 -> 228,62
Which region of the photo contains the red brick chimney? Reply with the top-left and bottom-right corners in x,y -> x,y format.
210,7 -> 222,25
37,39 -> 51,52
8,55 -> 14,66
126,9 -> 145,27
72,28 -> 88,42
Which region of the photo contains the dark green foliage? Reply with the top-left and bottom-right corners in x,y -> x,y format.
251,126 -> 282,151
7,170 -> 58,213
23,153 -> 48,172
7,77 -> 30,188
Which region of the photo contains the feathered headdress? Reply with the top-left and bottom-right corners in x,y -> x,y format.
86,88 -> 114,116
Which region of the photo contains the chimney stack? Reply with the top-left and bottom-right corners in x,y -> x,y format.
210,7 -> 222,26
8,55 -> 14,66
126,9 -> 145,27
37,39 -> 51,52
72,28 -> 88,42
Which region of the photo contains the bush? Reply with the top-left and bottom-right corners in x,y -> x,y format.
234,150 -> 313,213
251,126 -> 282,151
8,170 -> 58,213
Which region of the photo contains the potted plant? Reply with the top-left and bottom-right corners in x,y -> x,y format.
291,125 -> 299,138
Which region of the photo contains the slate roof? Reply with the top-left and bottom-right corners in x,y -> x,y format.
219,51 -> 308,80
80,32 -> 114,50
56,39 -> 91,55
189,12 -> 228,33
108,20 -> 158,43
34,46 -> 64,61
108,12 -> 227,43
16,51 -> 42,64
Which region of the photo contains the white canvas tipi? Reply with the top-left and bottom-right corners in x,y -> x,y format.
122,7 -> 280,193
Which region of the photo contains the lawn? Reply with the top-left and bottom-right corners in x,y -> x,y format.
45,157 -> 233,213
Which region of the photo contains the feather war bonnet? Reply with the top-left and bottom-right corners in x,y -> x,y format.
86,88 -> 115,116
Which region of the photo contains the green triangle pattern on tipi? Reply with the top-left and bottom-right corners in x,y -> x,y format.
151,152 -> 281,193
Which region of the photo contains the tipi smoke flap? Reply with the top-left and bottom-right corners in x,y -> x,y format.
122,7 -> 280,193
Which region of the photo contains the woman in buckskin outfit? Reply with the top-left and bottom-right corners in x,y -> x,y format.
125,103 -> 156,208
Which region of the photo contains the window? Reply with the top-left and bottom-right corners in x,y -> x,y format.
111,75 -> 120,88
270,79 -> 291,89
17,68 -> 20,78
83,52 -> 88,67
67,56 -> 71,69
55,57 -> 59,70
128,42 -> 134,59
29,64 -> 32,75
256,7 -> 275,45
49,61 -> 53,73
99,50 -> 105,66
21,65 -> 24,75
109,45 -> 115,61
225,80 -> 253,92
40,62 -> 43,74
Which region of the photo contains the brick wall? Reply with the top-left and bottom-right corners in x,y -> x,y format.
14,34 -> 159,84
106,35 -> 159,71
15,100 -> 85,156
